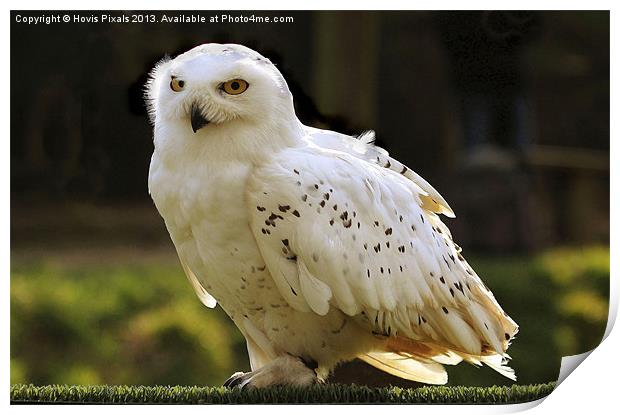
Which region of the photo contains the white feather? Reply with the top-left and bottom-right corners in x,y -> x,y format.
359,352 -> 448,385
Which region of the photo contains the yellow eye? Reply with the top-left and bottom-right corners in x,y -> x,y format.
170,77 -> 185,92
222,79 -> 249,95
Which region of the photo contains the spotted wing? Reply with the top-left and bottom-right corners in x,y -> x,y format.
247,146 -> 518,376
306,127 -> 455,218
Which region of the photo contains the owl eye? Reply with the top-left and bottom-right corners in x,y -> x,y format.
170,77 -> 185,92
222,79 -> 249,95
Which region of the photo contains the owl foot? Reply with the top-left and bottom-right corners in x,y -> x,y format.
223,354 -> 320,389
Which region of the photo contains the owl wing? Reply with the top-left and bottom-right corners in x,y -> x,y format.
305,126 -> 455,218
179,258 -> 217,309
247,145 -> 518,377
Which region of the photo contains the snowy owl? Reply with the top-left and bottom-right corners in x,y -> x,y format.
146,43 -> 518,388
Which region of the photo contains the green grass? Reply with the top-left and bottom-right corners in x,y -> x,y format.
10,382 -> 556,404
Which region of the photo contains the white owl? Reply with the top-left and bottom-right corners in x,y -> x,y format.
146,43 -> 518,388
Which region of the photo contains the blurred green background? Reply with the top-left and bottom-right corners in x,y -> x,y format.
10,11 -> 609,387
10,204 -> 609,387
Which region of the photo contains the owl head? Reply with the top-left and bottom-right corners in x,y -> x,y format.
145,43 -> 296,134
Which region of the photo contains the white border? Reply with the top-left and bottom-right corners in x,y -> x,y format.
3,2 -> 617,414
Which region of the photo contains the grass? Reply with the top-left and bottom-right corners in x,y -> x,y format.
10,382 -> 556,404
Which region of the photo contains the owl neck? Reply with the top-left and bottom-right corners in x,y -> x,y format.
154,115 -> 305,168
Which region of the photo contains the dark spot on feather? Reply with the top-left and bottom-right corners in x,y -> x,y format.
290,287 -> 297,296
278,205 -> 290,212
343,219 -> 352,228
256,206 -> 266,212
400,166 -> 408,174
400,265 -> 403,272
399,215 -> 403,222
440,276 -> 446,284
333,204 -> 338,210
455,282 -> 464,294
281,239 -> 289,246
323,193 -> 330,200
357,222 -> 361,229
449,288 -> 454,297
386,241 -> 390,248
292,210 -> 300,217
314,184 -> 319,189
329,219 -> 334,225
374,220 -> 379,226
385,228 -> 392,235
380,267 -> 384,274
505,333 -> 510,340
367,269 -> 371,278
442,306 -> 449,314
364,243 -> 368,250
443,256 -> 451,269
293,169 -> 299,175
319,200 -> 326,207
301,194 -> 308,202
420,214 -> 425,223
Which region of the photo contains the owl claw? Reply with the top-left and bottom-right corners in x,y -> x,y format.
223,371 -> 246,387
223,355 -> 319,389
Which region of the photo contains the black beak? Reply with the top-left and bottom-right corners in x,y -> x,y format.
191,104 -> 209,133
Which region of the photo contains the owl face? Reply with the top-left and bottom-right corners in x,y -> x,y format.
146,44 -> 293,133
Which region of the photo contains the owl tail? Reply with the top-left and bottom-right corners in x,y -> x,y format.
358,352 -> 448,385
360,335 -> 516,384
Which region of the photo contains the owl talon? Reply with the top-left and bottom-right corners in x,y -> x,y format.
224,355 -> 319,389
223,371 -> 246,387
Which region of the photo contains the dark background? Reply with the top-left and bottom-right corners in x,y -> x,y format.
10,11 -> 610,388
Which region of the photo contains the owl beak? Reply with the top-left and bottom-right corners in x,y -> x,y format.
190,104 -> 209,133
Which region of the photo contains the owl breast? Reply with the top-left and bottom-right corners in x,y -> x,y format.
149,152 -> 283,319
148,149 -> 378,369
